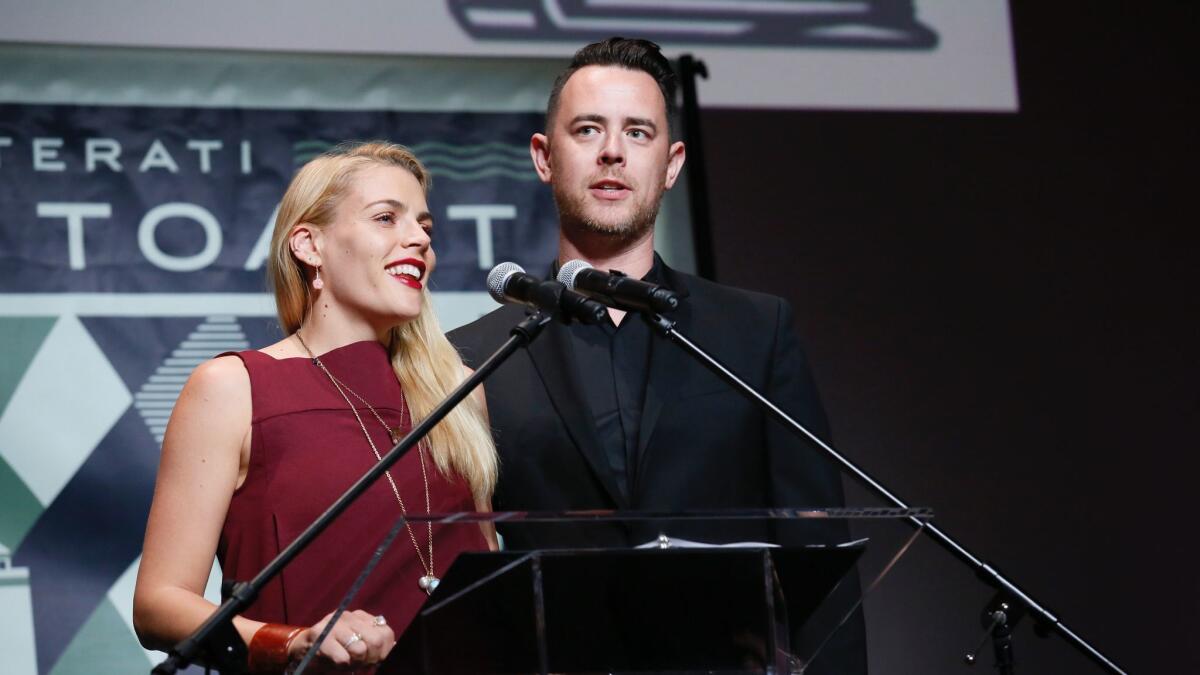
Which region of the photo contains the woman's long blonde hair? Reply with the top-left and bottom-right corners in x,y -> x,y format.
267,141 -> 497,503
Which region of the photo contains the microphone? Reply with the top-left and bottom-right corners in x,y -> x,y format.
487,262 -> 607,324
557,259 -> 680,314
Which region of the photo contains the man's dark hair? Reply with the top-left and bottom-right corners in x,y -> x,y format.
546,37 -> 679,138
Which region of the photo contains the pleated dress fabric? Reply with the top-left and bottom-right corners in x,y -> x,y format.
218,341 -> 487,635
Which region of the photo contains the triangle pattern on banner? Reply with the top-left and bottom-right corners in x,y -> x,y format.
0,317 -> 58,417
48,598 -> 167,675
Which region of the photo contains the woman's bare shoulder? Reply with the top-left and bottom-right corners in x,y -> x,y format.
180,355 -> 251,407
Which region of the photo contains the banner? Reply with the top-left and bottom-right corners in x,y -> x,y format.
0,58 -> 575,673
0,104 -> 555,297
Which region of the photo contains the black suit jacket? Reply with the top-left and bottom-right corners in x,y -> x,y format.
449,261 -> 867,673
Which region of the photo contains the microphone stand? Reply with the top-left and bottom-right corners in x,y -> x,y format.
641,312 -> 1126,675
151,310 -> 554,675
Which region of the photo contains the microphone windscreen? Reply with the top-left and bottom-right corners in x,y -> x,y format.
557,259 -> 593,289
486,261 -> 525,303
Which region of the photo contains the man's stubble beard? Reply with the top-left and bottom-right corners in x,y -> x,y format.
553,181 -> 664,244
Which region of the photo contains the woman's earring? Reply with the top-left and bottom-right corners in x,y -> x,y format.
305,255 -> 325,291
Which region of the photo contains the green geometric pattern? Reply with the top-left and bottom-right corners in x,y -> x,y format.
0,317 -> 57,416
0,317 -> 56,552
49,598 -> 153,675
0,457 -> 42,551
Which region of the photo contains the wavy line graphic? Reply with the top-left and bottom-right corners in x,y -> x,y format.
292,140 -> 528,157
420,153 -> 532,170
290,141 -> 535,180
292,140 -> 335,164
293,140 -> 335,151
409,141 -> 528,157
425,166 -> 539,182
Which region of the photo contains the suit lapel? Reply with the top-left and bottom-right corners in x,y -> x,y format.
635,263 -> 694,483
526,318 -> 629,508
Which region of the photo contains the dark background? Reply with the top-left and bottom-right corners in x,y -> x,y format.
699,3 -> 1196,673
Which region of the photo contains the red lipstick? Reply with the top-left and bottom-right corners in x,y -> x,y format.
386,257 -> 426,290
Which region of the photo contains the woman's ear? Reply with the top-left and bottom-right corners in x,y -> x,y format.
289,223 -> 322,268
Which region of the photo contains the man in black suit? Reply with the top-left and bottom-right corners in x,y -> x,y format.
449,38 -> 866,673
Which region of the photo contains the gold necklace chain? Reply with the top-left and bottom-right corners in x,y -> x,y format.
295,331 -> 438,593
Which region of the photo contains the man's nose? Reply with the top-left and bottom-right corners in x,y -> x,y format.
598,133 -> 625,166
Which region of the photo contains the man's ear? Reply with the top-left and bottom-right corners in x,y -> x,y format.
530,132 -> 553,184
663,140 -> 687,190
289,223 -> 322,268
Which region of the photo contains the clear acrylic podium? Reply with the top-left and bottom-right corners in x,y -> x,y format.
379,507 -> 930,674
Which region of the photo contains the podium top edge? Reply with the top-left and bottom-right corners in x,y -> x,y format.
392,507 -> 933,524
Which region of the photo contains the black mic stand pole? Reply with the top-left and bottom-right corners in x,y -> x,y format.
641,312 -> 1126,675
152,310 -> 554,675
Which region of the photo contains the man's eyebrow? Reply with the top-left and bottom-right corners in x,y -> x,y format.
416,210 -> 434,224
569,113 -> 607,126
625,117 -> 658,132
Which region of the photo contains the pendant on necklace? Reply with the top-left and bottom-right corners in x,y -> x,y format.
388,426 -> 403,445
418,574 -> 440,594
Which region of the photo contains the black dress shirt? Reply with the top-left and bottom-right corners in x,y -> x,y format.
561,259 -> 663,500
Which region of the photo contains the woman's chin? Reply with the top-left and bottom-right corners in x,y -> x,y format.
377,307 -> 422,331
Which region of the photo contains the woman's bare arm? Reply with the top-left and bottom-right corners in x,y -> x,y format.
132,355 -> 258,650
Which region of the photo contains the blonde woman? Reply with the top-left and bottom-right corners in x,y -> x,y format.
133,141 -> 497,673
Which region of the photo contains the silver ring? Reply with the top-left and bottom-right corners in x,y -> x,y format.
373,615 -> 387,627
342,632 -> 363,649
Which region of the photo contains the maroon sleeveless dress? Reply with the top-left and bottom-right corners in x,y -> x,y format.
218,340 -> 488,635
